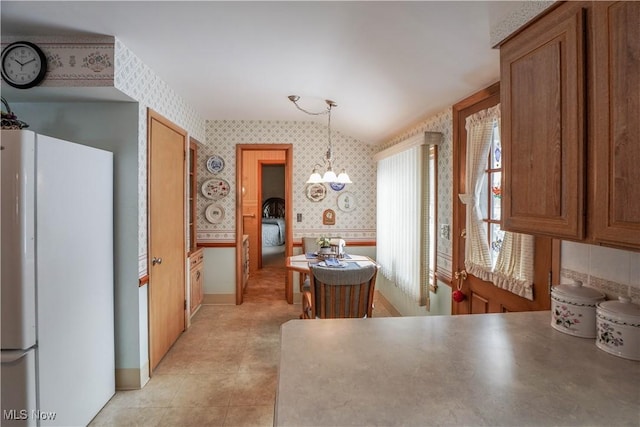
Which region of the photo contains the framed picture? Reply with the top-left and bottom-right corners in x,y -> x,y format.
323,209 -> 336,225
305,183 -> 327,202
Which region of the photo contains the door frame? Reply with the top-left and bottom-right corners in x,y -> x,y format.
235,144 -> 293,304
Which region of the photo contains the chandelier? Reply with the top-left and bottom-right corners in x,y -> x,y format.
288,95 -> 352,185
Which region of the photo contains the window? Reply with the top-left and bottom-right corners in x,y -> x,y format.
478,122 -> 503,268
461,105 -> 535,300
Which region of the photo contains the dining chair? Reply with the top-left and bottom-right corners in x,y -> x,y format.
302,263 -> 379,319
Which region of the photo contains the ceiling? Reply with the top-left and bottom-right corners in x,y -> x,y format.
1,1 -> 515,145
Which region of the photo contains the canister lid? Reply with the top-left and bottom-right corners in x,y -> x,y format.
552,280 -> 606,302
597,296 -> 640,320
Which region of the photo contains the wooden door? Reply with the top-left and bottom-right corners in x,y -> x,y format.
500,2 -> 586,240
452,84 -> 558,315
148,110 -> 186,371
590,1 -> 640,250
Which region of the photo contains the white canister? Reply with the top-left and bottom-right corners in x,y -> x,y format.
596,297 -> 640,361
551,280 -> 605,338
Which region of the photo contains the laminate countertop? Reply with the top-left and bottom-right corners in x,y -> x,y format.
275,311 -> 639,426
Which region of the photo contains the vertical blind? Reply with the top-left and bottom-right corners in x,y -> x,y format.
376,132 -> 441,304
377,145 -> 422,301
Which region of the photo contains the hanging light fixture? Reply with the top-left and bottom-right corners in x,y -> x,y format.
288,95 -> 352,185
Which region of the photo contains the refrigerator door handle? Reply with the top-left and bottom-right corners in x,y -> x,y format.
1,349 -> 31,364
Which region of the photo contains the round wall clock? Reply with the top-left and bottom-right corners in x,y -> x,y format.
1,41 -> 48,89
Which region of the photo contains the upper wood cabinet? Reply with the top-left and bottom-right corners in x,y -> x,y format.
590,1 -> 640,249
500,2 -> 586,240
500,1 -> 639,250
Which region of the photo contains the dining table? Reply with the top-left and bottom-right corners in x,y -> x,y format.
285,253 -> 379,276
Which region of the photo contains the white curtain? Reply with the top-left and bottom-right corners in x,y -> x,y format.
377,145 -> 422,302
459,105 -> 535,300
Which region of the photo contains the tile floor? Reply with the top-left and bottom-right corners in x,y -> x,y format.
90,254 -> 393,426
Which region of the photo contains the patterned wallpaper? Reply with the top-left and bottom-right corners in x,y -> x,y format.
1,35 -> 115,86
113,38 -> 206,278
198,120 -> 376,244
489,1 -> 555,46
377,108 -> 454,281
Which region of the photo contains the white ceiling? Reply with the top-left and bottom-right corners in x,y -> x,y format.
1,1 -> 511,144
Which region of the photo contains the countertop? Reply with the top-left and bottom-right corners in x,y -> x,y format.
275,311 -> 639,426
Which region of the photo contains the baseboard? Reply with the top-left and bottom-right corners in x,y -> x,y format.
375,290 -> 402,317
115,362 -> 149,390
203,293 -> 236,305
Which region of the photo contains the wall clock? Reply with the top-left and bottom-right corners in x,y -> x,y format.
1,41 -> 48,89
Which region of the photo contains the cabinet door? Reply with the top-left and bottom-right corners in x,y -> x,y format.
591,1 -> 640,249
500,3 -> 586,239
190,265 -> 203,314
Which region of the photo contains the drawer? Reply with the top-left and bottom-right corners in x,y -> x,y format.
189,248 -> 204,269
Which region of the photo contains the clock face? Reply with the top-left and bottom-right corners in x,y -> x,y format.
1,42 -> 47,89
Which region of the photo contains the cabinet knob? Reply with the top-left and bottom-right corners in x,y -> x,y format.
152,257 -> 163,266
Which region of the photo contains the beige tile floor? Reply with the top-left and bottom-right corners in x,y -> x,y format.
90,253 -> 393,427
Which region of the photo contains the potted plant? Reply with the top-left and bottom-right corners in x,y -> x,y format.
317,236 -> 332,255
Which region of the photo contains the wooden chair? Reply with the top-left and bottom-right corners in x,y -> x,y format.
302,263 -> 379,319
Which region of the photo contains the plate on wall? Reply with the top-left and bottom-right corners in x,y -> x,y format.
201,178 -> 230,200
305,183 -> 327,202
337,191 -> 356,212
206,155 -> 225,174
205,204 -> 225,224
330,182 -> 345,191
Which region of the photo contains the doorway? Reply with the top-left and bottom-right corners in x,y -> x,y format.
235,144 -> 293,304
260,163 -> 286,268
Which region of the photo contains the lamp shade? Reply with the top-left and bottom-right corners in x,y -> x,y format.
336,170 -> 352,184
322,169 -> 338,183
307,171 -> 323,184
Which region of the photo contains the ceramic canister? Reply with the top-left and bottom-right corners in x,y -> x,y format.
551,280 -> 606,338
596,297 -> 640,361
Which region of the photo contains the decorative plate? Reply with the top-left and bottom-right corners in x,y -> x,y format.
201,178 -> 230,200
305,183 -> 327,202
337,192 -> 356,212
330,182 -> 345,191
205,204 -> 225,224
206,155 -> 225,174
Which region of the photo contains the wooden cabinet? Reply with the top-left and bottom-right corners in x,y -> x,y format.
590,1 -> 640,249
500,1 -> 639,250
189,247 -> 204,315
500,2 -> 586,240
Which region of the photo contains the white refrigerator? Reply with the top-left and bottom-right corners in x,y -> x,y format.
1,130 -> 115,426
